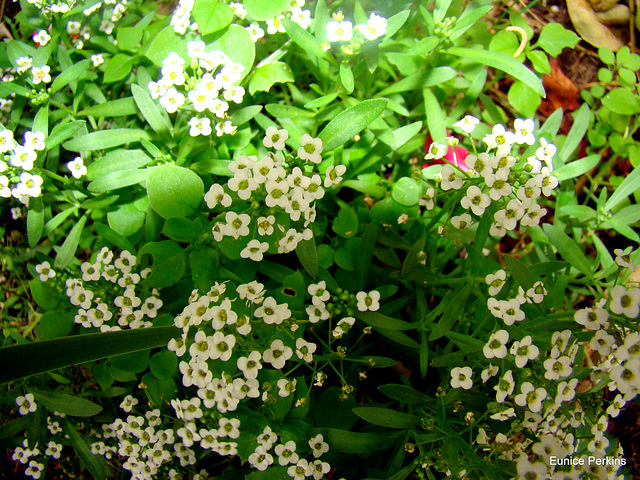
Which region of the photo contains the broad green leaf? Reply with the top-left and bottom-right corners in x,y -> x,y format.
208,24 -> 255,80
332,205 -> 359,238
110,349 -> 150,373
78,97 -> 139,117
319,98 -> 388,151
355,311 -> 416,331
54,214 -> 87,269
147,165 -> 204,219
230,105 -> 263,126
145,26 -> 188,67
63,128 -> 152,151
103,53 -> 133,83
527,50 -> 551,74
601,88 -> 640,116
537,22 -> 579,57
64,418 -> 109,480
116,25 -> 143,51
559,103 -> 591,162
0,326 -> 176,384
131,84 -> 171,135
45,120 -> 86,151
317,428 -> 404,453
138,240 -> 187,288
542,223 -> 592,277
295,238 -> 318,279
192,0 -> 233,34
149,350 -> 178,380
282,18 -> 332,63
249,61 -> 294,95
27,196 -> 44,248
31,389 -> 102,416
88,169 -> 148,193
379,121 -> 422,150
379,384 -> 430,404
392,177 -> 421,206
446,47 -> 545,97
85,149 -> 152,181
246,467 -> 289,480
378,67 -> 457,96
50,59 -> 90,94
244,0 -> 288,20
605,165 -> 640,211
163,217 -> 206,242
340,61 -> 355,94
108,202 -> 145,237
352,407 -> 420,428
554,154 -> 599,181
508,81 -> 541,118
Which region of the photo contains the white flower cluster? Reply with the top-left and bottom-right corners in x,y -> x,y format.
326,12 -> 387,43
206,128 -> 345,261
61,248 -> 163,331
0,129 -> 46,202
11,439 -> 45,479
170,0 -> 196,34
244,0 -> 312,43
149,46 -> 243,137
428,118 -> 558,237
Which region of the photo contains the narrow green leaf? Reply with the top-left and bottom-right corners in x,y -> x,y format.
295,238 -> 318,279
379,384 -> 430,404
103,53 -> 133,83
319,98 -> 388,151
45,120 -> 86,151
446,47 -> 545,97
317,428 -> 404,453
378,67 -> 457,96
383,10 -> 410,39
64,418 -> 108,480
504,254 -> 535,290
450,5 -> 492,40
0,327 -> 176,384
31,389 -> 103,417
27,196 -> 44,248
559,103 -> 591,162
554,154 -> 599,181
304,92 -> 338,109
94,223 -> 138,253
340,61 -> 355,94
434,0 -> 453,22
78,97 -> 139,117
85,149 -> 152,181
355,311 -> 416,331
355,221 -> 377,290
423,88 -> 446,142
428,283 -> 471,340
131,84 -> 172,135
0,416 -> 28,439
54,214 -> 87,269
63,128 -> 152,151
50,59 -> 90,94
33,103 -> 49,135
379,121 -> 423,150
402,233 -> 426,278
407,37 -> 440,56
605,165 -> 640,211
87,169 -> 148,193
542,223 -> 592,277
352,407 -> 420,428
282,18 -> 333,63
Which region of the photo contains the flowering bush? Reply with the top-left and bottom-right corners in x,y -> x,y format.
1,0 -> 640,479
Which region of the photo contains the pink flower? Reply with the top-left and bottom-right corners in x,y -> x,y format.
423,134 -> 470,172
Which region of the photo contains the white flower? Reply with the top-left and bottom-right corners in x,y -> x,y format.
16,393 -> 37,415
91,54 -> 105,67
514,382 -> 547,412
10,146 -> 37,170
574,306 -> 609,330
535,137 -> 556,166
453,115 -> 480,134
451,213 -> 472,230
204,183 -> 232,209
275,440 -> 298,466
298,134 -> 323,163
209,332 -> 236,362
295,337 -> 316,363
483,330 -> 509,359
440,165 -> 463,190
424,142 -> 447,160
35,261 -> 55,282
247,22 -> 265,42
266,15 -> 286,35
249,446 -> 273,471
237,351 -> 262,380
291,7 -> 312,29
31,65 -> 51,84
309,434 -> 329,458
510,336 -> 539,368
255,296 -> 291,324
483,124 -> 515,157
460,185 -> 491,216
67,157 -> 87,179
240,240 -> 269,262
24,131 -> 45,151
450,366 -> 473,390
277,378 -> 297,397
263,339 -> 293,369
0,129 -> 16,152
513,118 -> 535,145
324,164 -> 346,187
189,117 -> 212,137
159,87 -> 185,114
308,281 -> 330,302
326,20 -> 353,42
33,29 -> 50,46
614,247 -> 635,270
485,270 -> 506,296
609,285 -> 640,318
356,290 -> 380,311
357,13 -> 387,41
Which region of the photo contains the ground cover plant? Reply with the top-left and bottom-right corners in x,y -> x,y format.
1,0 -> 640,478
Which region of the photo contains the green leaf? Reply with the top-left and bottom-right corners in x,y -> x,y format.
282,18 -> 332,63
248,61 -> 294,95
131,84 -> 171,135
0,416 -> 28,440
559,103 -> 591,162
147,165 -> 204,219
378,67 -> 457,96
94,223 -> 138,253
230,105 -> 263,126
208,24 -> 255,80
423,88 -> 446,142
605,165 -> 640,211
602,88 -> 640,116
317,428 -> 404,453
401,233 -> 426,278
0,326 -> 176,384
192,0 -> 233,34
63,128 -> 152,151
31,389 -> 103,417
352,407 -> 420,428
537,22 -> 579,57
45,120 -> 86,151
50,59 -> 90,94
392,177 -> 421,206
354,311 -> 416,331
138,240 -> 187,288
108,202 -> 145,237
446,47 -> 545,97
27,196 -> 44,248
319,98 -> 388,151
542,223 -> 592,277
85,149 -> 152,181
340,61 -> 355,94
508,81 -> 541,118
145,26 -> 188,67
116,25 -> 143,51
87,169 -> 148,193
383,10 -> 410,39
379,384 -> 430,404
149,350 -> 178,380
295,238 -> 318,279
504,254 -> 535,290
304,92 -> 339,109
78,97 -> 139,117
527,50 -> 551,75
428,283 -> 471,340
379,121 -> 423,150
332,205 -> 359,238
103,53 -> 133,83
407,37 -> 440,56
355,221 -> 377,290
64,418 -> 108,480
54,214 -> 87,269
450,5 -> 493,40
554,154 -> 599,182
244,0 -> 288,20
